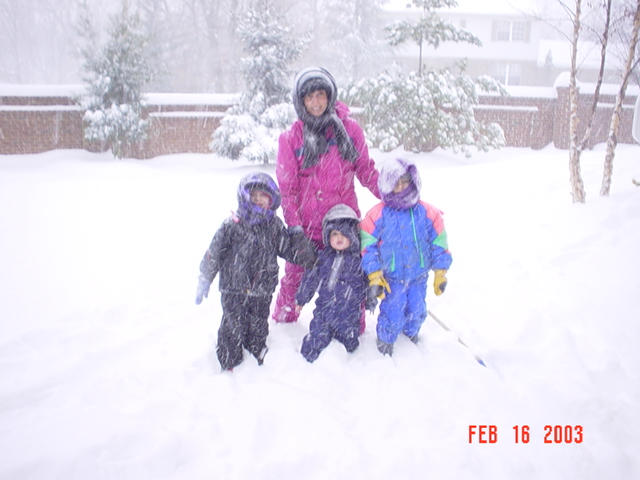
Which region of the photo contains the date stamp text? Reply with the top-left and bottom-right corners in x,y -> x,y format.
468,425 -> 584,444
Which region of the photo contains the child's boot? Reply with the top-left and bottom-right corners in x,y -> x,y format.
273,304 -> 299,323
273,263 -> 304,323
256,346 -> 268,365
358,304 -> 366,335
376,338 -> 394,356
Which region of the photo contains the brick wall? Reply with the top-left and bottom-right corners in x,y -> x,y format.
0,91 -> 235,158
1,87 -> 637,158
0,106 -> 84,154
139,113 -> 223,158
552,87 -> 637,149
475,94 -> 557,149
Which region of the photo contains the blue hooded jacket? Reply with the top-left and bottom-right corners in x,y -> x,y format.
360,158 -> 452,282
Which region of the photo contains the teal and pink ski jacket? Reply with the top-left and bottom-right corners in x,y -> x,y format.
360,201 -> 452,281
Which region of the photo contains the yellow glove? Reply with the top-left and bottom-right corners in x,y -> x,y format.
433,269 -> 447,296
368,270 -> 391,299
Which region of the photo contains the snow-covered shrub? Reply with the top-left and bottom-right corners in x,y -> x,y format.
237,130 -> 278,165
260,103 -> 296,130
210,113 -> 256,160
344,67 -> 506,156
210,103 -> 295,164
83,103 -> 148,158
210,0 -> 304,164
78,1 -> 155,159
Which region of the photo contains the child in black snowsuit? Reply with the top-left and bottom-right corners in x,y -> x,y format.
195,172 -> 315,371
296,204 -> 368,362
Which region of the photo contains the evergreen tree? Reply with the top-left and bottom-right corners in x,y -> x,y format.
210,0 -> 305,163
237,0 -> 301,116
79,0 -> 155,159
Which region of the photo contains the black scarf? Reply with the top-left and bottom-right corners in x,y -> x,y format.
301,110 -> 359,169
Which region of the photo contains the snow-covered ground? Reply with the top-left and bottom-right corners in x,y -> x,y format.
1,144 -> 638,479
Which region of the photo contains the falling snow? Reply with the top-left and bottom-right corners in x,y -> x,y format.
0,143 -> 639,479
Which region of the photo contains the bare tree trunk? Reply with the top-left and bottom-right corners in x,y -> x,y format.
578,0 -> 612,152
600,0 -> 640,196
569,0 -> 586,203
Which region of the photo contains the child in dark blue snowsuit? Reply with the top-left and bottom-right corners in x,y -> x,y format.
296,204 -> 368,362
195,172 -> 315,371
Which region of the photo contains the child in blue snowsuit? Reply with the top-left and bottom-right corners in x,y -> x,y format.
296,204 -> 368,362
360,158 -> 452,356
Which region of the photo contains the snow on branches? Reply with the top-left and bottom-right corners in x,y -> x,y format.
210,0 -> 304,164
78,1 -> 155,159
344,67 -> 506,155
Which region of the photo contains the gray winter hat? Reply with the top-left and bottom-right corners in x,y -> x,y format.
292,66 -> 337,120
321,203 -> 360,247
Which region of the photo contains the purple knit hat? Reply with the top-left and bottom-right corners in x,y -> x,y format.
378,158 -> 421,209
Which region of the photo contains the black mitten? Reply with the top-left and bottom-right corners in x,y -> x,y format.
290,228 -> 317,268
365,285 -> 383,312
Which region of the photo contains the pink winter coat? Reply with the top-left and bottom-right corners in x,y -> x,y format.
276,101 -> 380,242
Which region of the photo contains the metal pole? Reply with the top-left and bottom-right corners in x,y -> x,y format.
428,309 -> 487,367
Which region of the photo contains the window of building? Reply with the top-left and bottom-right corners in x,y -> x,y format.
493,20 -> 511,41
511,21 -> 530,41
492,20 -> 530,42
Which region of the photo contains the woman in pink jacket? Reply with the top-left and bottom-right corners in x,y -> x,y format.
273,66 -> 380,326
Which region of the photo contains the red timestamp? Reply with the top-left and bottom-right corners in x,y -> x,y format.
468,425 -> 584,444
515,425 -> 584,444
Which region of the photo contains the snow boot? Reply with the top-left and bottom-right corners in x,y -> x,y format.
359,304 -> 366,335
256,346 -> 268,365
376,339 -> 394,356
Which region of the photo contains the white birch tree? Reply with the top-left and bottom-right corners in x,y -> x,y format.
567,0 -> 587,203
577,0 -> 613,152
600,0 -> 640,195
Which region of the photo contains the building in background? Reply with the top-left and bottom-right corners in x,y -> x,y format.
382,0 -> 624,86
